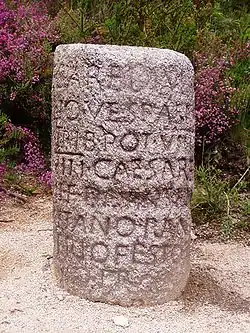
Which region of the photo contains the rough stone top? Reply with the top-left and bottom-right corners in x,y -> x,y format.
52,43 -> 195,193
54,43 -> 193,71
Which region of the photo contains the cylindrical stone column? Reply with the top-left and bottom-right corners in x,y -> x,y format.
52,44 -> 195,306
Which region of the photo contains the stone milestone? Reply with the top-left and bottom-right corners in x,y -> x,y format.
52,44 -> 195,306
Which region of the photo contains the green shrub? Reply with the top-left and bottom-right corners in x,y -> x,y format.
56,0 -> 196,57
0,112 -> 23,166
192,166 -> 249,235
192,167 -> 229,222
229,50 -> 250,164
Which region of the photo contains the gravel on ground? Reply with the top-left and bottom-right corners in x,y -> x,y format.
0,197 -> 250,333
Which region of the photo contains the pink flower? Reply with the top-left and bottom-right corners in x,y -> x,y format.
39,170 -> 52,187
32,74 -> 40,84
9,91 -> 16,100
0,164 -> 6,180
194,52 -> 238,147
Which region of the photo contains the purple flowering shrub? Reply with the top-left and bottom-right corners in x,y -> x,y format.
194,52 -> 238,148
18,127 -> 52,188
17,128 -> 45,172
39,170 -> 52,188
0,112 -> 51,191
0,163 -> 6,197
0,164 -> 6,185
0,0 -> 58,87
0,0 -> 57,191
0,0 -> 58,131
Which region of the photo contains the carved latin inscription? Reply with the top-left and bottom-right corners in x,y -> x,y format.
52,44 -> 194,306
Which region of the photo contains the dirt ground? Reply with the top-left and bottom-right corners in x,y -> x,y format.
0,197 -> 250,333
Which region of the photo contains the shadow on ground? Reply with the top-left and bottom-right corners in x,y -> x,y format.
181,265 -> 250,314
0,249 -> 26,280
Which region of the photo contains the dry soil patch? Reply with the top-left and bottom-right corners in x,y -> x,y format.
0,197 -> 250,333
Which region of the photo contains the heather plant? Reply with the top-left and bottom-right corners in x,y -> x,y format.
194,52 -> 238,152
0,111 -> 51,192
0,0 -> 59,147
0,164 -> 5,181
194,23 -> 248,169
39,170 -> 52,188
18,127 -> 46,173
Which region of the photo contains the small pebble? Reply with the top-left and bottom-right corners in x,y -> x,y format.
56,294 -> 65,301
191,230 -> 197,240
113,315 -> 130,328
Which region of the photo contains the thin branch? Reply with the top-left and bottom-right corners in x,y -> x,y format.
1,187 -> 27,202
232,166 -> 250,189
0,220 -> 14,223
59,1 -> 81,28
224,191 -> 230,216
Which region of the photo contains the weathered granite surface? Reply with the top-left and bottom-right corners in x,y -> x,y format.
52,44 -> 195,306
